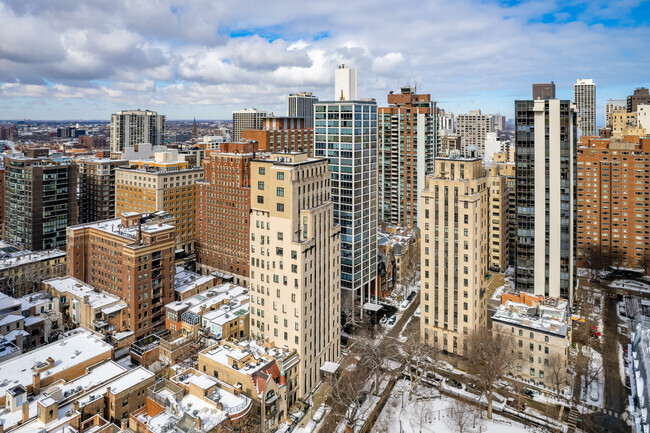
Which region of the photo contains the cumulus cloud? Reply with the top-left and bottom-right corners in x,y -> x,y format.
0,0 -> 648,119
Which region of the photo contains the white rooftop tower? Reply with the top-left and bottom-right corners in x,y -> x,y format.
334,65 -> 357,101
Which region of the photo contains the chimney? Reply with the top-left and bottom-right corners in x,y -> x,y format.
121,419 -> 127,432
21,402 -> 29,423
33,372 -> 41,395
0,420 -> 4,433
194,417 -> 202,430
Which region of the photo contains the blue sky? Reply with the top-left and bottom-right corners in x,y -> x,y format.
0,0 -> 648,123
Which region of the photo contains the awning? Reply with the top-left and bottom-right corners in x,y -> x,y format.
363,302 -> 382,312
320,361 -> 340,374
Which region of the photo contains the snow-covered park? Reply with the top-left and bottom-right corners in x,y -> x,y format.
372,380 -> 546,433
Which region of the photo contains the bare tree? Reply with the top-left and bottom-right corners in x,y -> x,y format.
466,328 -> 514,419
446,398 -> 477,433
328,366 -> 371,433
546,352 -> 569,400
580,245 -> 606,281
579,347 -> 603,405
399,328 -> 438,399
355,331 -> 400,395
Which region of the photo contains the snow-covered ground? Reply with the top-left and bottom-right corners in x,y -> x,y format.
372,380 -> 545,433
581,345 -> 604,408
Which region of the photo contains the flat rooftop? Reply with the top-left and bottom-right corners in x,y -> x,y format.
166,283 -> 248,313
0,249 -> 65,270
68,216 -> 175,241
175,267 -> 216,294
0,329 -> 113,396
44,276 -> 121,309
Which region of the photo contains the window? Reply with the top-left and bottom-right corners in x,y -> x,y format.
257,196 -> 264,204
259,167 -> 265,175
277,203 -> 284,212
277,232 -> 284,240
277,172 -> 284,180
258,181 -> 265,190
277,187 -> 284,197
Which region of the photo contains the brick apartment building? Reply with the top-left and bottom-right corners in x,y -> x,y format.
66,212 -> 176,338
195,142 -> 257,286
577,135 -> 650,268
241,116 -> 313,154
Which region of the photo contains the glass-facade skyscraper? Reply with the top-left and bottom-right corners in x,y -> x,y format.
514,98 -> 577,303
314,97 -> 378,314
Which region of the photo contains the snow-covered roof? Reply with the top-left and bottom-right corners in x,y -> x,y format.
0,292 -> 21,312
492,298 -> 569,337
77,367 -> 154,407
0,314 -> 23,326
68,214 -> 175,241
58,360 -> 126,398
44,276 -> 121,309
174,267 -> 216,294
18,292 -> 54,311
0,329 -> 113,396
166,283 -> 248,313
0,249 -> 65,270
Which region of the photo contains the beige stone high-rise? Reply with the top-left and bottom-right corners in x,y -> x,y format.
250,151 -> 341,397
420,157 -> 488,355
487,166 -> 509,272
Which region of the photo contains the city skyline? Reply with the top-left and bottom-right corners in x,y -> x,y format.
0,1 -> 648,122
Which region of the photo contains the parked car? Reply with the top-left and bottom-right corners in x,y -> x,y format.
506,399 -> 526,411
446,378 -> 463,389
407,291 -> 416,302
414,306 -> 421,317
523,388 -> 536,398
387,316 -> 397,325
400,299 -> 410,309
590,325 -> 601,337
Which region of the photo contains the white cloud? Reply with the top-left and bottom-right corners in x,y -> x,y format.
0,0 -> 648,119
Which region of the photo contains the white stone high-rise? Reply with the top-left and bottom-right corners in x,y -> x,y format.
314,67 -> 377,317
288,92 -> 318,128
334,65 -> 358,101
110,109 -> 165,153
574,79 -> 596,137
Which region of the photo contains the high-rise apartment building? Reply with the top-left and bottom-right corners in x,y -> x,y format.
249,151 -> 341,396
75,156 -> 129,223
627,88 -> 650,113
195,142 -> 256,286
532,82 -> 556,100
420,157 -> 488,355
314,68 -> 377,314
67,212 -> 176,338
241,117 -> 313,154
456,110 -> 492,156
232,108 -> 267,142
378,87 -> 436,227
487,166 -> 509,272
334,65 -> 357,101
493,153 -> 516,267
577,136 -> 650,268
115,151 -> 203,254
288,92 -> 318,128
4,149 -> 78,250
574,79 -> 596,137
110,109 -> 165,153
514,98 -> 577,302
